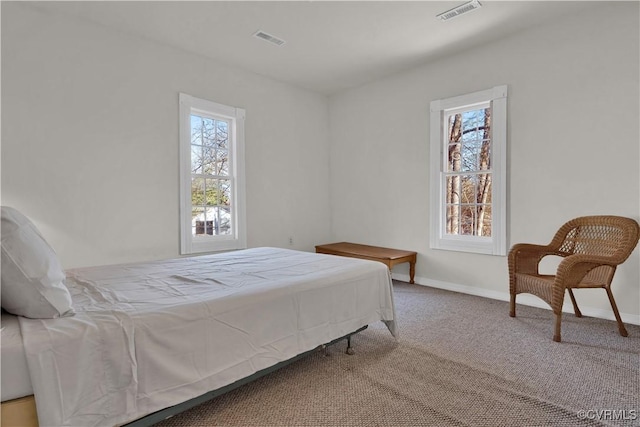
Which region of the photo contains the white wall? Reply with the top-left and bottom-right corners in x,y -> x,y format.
1,3 -> 331,268
329,3 -> 640,321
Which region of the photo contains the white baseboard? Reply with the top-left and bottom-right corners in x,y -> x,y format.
391,272 -> 640,326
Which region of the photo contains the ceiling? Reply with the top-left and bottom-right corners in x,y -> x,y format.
28,1 -> 601,95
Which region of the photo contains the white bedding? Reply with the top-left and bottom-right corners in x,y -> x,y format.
1,312 -> 33,401
19,247 -> 396,427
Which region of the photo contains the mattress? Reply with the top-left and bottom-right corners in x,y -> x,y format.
18,247 -> 396,427
1,312 -> 33,401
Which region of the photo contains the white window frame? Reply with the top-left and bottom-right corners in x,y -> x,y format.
429,85 -> 508,256
179,93 -> 247,254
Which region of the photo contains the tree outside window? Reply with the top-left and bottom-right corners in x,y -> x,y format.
445,106 -> 492,237
190,115 -> 231,236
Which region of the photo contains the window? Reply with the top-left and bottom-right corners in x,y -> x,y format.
179,93 -> 246,254
429,86 -> 507,255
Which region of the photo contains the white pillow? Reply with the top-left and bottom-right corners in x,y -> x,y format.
1,206 -> 74,318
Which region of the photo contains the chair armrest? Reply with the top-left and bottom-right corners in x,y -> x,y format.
555,254 -> 616,288
508,243 -> 557,275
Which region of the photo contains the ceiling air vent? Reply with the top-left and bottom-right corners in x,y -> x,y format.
436,0 -> 482,21
253,30 -> 286,46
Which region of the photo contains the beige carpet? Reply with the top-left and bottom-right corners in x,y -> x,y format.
155,282 -> 640,427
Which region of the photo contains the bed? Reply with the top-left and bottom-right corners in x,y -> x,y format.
1,246 -> 396,427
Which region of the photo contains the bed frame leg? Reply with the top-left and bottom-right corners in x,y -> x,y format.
320,344 -> 329,357
346,336 -> 355,355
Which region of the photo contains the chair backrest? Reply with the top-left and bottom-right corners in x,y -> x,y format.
552,216 -> 640,264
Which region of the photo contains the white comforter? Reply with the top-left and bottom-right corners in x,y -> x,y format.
19,247 -> 396,427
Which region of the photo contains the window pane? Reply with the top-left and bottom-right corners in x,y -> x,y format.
478,205 -> 492,237
460,175 -> 477,204
201,147 -> 216,175
461,109 -> 485,136
477,173 -> 492,204
217,207 -> 232,235
191,178 -> 205,206
219,179 -> 231,206
447,142 -> 462,172
479,140 -> 491,170
460,206 -> 476,236
445,176 -> 459,204
460,142 -> 479,172
192,207 -> 205,235
190,115 -> 203,146
447,114 -> 462,142
216,150 -> 229,175
201,118 -> 216,147
204,179 -> 218,206
454,108 -> 491,173
215,121 -> 229,149
203,207 -> 216,235
191,146 -> 203,174
446,204 -> 459,235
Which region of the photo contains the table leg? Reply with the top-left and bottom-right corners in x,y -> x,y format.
409,261 -> 415,284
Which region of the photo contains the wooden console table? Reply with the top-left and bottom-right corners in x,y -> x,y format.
315,242 -> 417,284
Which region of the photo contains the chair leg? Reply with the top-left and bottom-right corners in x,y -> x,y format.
567,289 -> 582,318
510,294 -> 516,317
553,311 -> 562,342
605,288 -> 628,337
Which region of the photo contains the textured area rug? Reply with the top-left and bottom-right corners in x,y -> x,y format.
155,282 -> 640,427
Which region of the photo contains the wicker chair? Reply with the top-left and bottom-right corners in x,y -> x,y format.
508,215 -> 640,342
